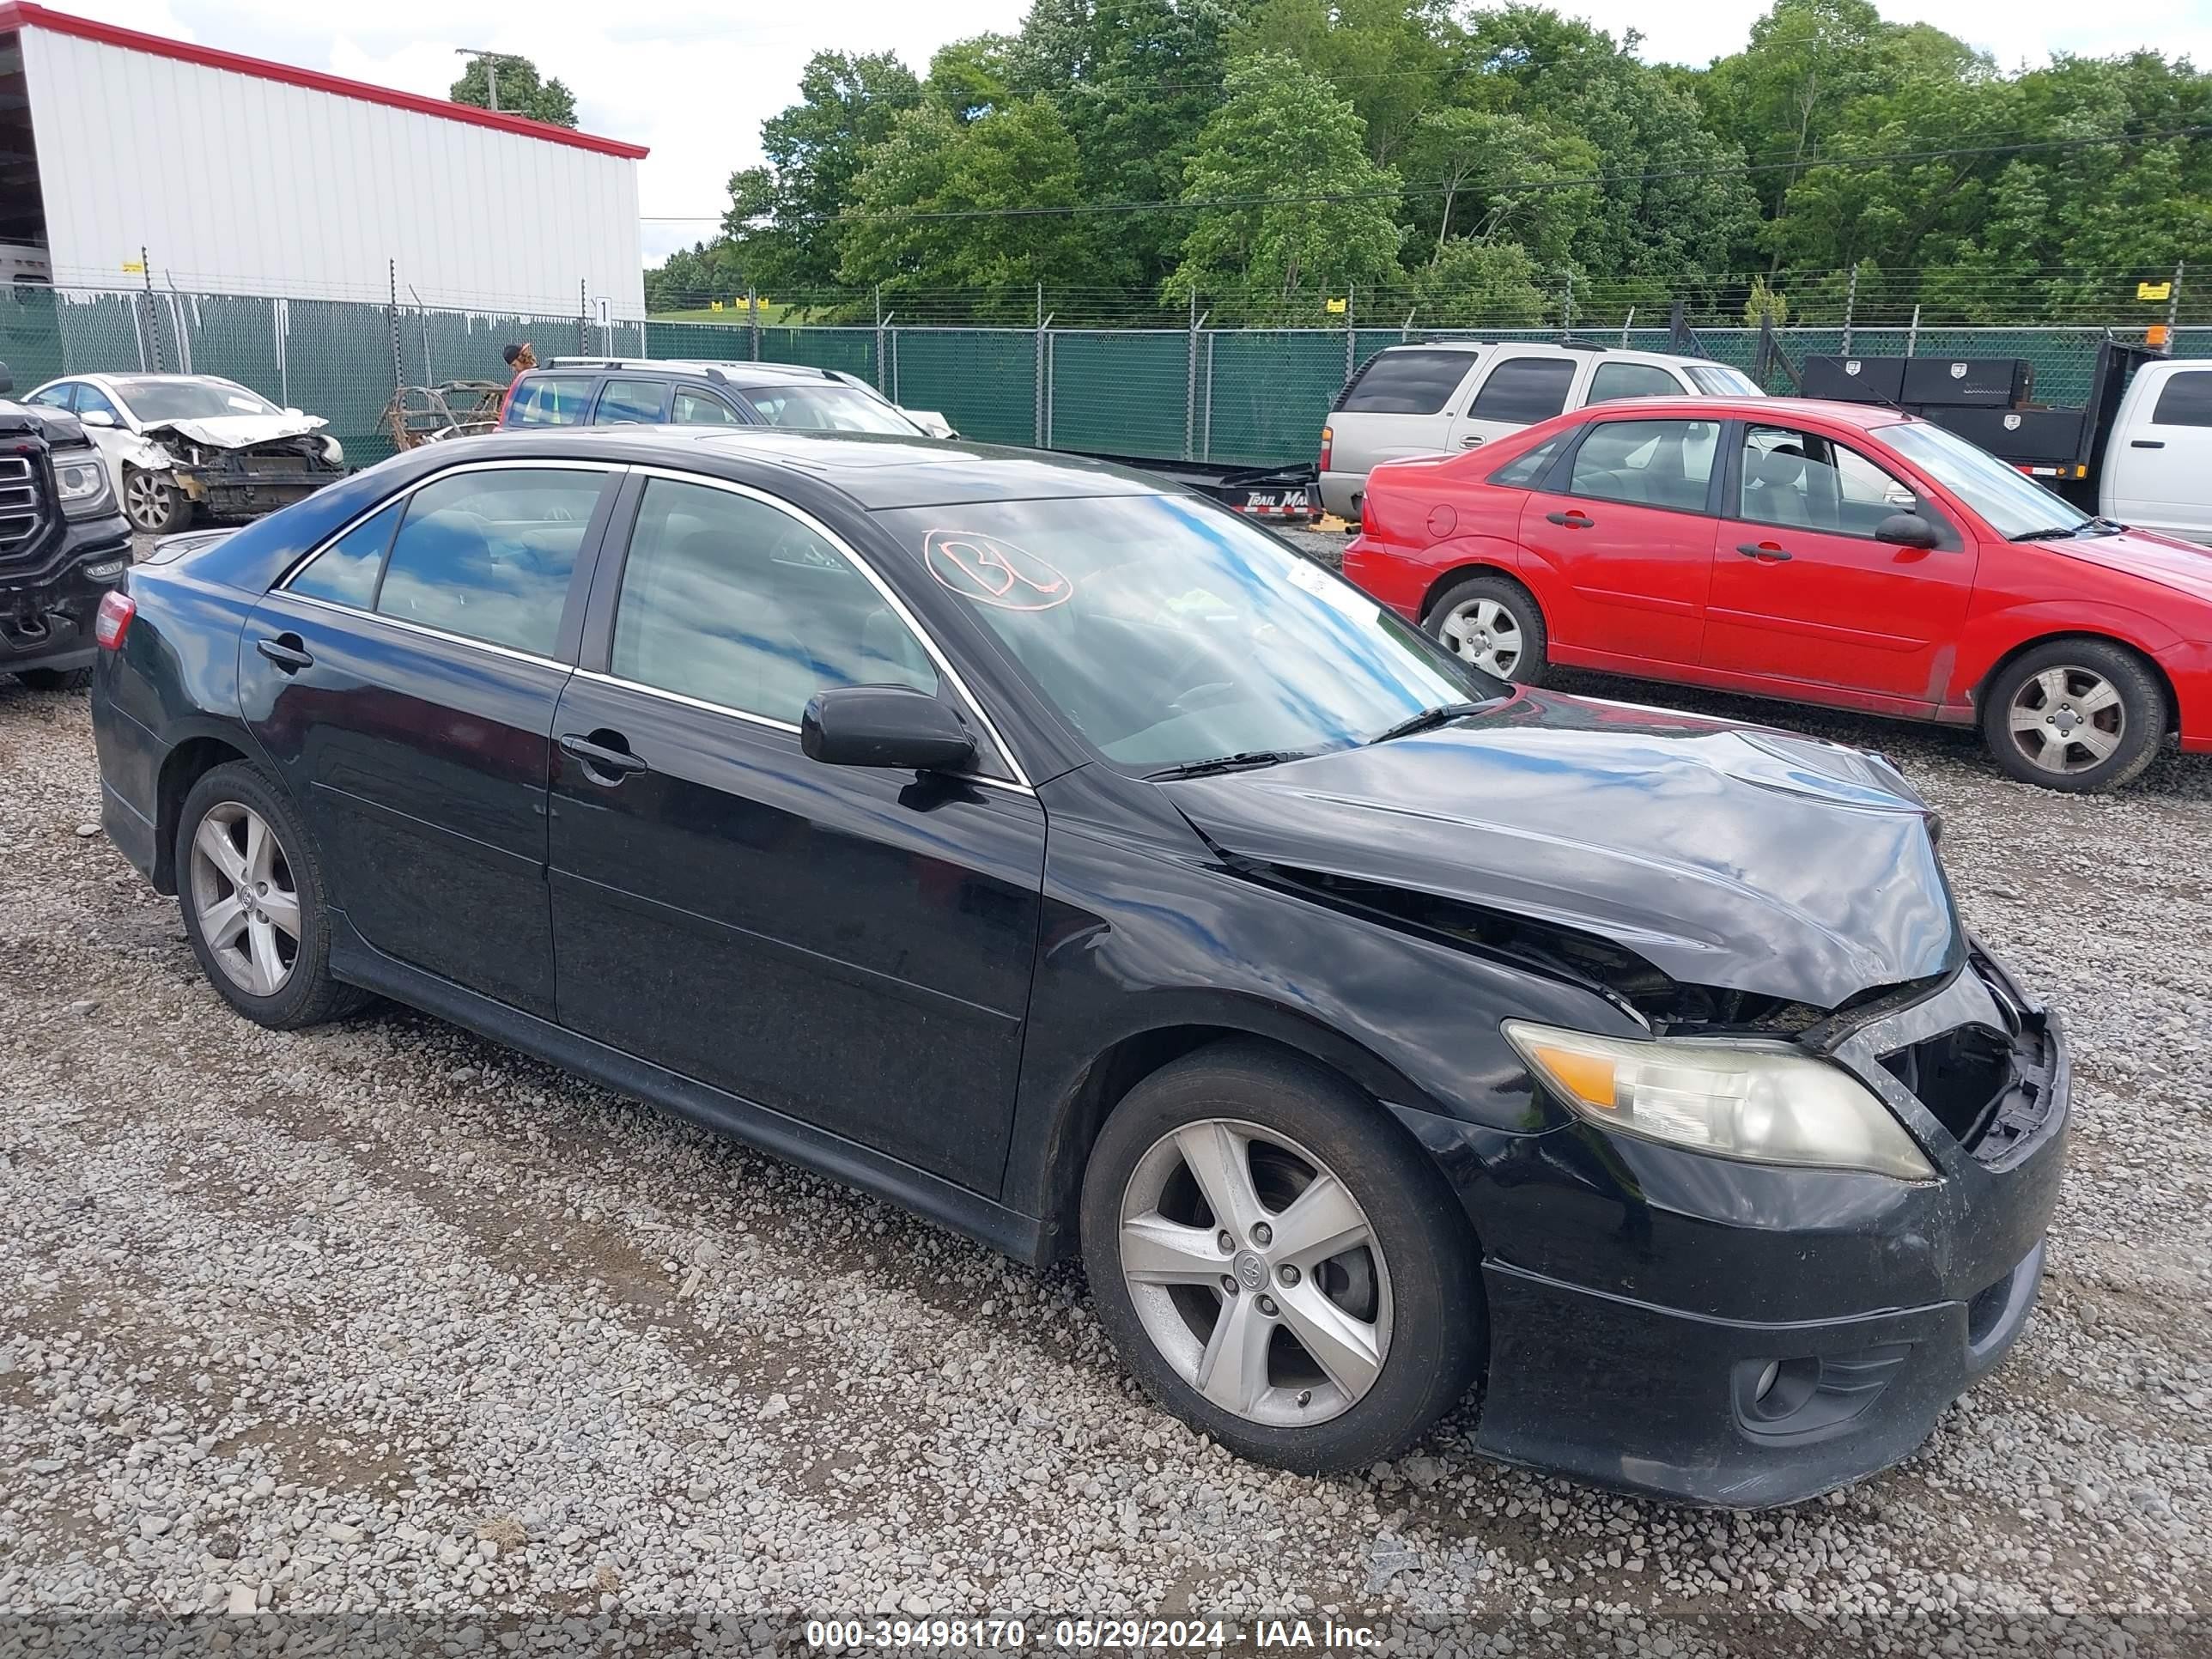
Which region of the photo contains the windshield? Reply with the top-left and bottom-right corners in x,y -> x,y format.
1883,419 -> 2089,540
114,378 -> 283,422
876,495 -> 1502,771
739,383 -> 917,434
1684,363 -> 1764,397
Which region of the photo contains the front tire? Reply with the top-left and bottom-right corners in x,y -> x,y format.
1080,1042 -> 1484,1473
123,465 -> 191,535
1425,573 -> 1547,685
1980,639 -> 2162,793
175,762 -> 368,1028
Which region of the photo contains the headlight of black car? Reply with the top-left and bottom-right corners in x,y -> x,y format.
54,449 -> 116,519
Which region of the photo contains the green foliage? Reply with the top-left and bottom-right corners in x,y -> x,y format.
1165,54 -> 1402,316
1742,273 -> 1790,325
1409,240 -> 1550,324
448,55 -> 577,128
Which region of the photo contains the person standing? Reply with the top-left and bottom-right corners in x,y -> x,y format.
501,342 -> 537,380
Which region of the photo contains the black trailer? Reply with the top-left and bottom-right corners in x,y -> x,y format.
1075,451 -> 1321,524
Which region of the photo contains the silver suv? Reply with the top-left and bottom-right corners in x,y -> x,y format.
1318,341 -> 1760,520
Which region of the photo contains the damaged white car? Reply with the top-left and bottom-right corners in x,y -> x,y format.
21,374 -> 345,534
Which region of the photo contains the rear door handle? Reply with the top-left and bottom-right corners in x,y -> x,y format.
255,635 -> 313,672
2131,439 -> 2165,448
1545,510 -> 1594,528
559,731 -> 647,782
1459,435 -> 1485,448
1736,541 -> 1793,562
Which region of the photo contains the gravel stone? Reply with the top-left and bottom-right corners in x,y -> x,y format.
4,665 -> 2209,1654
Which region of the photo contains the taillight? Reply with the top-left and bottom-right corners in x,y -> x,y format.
1360,492 -> 1377,536
94,589 -> 136,651
1318,424 -> 1334,472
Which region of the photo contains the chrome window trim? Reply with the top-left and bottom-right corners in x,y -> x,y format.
570,667 -> 1036,799
276,590 -> 573,673
623,465 -> 1034,790
276,457 -> 625,593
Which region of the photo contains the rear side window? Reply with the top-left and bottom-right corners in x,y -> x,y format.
672,387 -> 742,425
1336,350 -> 1474,416
596,379 -> 670,424
1567,420 -> 1717,513
291,501 -> 401,609
505,376 -> 592,427
375,468 -> 605,655
2149,370 -> 2212,428
1587,362 -> 1684,404
1469,357 -> 1577,424
1489,435 -> 1565,488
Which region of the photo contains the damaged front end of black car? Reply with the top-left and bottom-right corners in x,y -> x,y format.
1095,691 -> 2069,1508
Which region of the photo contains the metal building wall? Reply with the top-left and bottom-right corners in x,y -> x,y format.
21,22 -> 646,318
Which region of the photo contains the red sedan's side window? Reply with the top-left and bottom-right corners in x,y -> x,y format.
1737,426 -> 1923,539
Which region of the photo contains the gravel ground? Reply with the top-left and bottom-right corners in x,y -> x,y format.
4,612 -> 2211,1656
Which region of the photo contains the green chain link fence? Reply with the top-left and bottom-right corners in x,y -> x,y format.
7,282 -> 2202,480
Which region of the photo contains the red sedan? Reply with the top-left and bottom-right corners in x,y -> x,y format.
1341,396 -> 2212,791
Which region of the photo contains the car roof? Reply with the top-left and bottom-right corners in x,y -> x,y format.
1564,395 -> 1913,430
1371,340 -> 1717,370
441,425 -> 1167,510
538,358 -> 850,386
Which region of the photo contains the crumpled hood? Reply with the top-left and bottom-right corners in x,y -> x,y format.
1162,689 -> 1961,1010
142,412 -> 328,450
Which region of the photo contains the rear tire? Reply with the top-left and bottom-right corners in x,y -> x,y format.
14,667 -> 90,690
175,762 -> 369,1029
123,465 -> 191,536
1424,573 -> 1548,686
1080,1042 -> 1484,1474
1980,639 -> 2162,793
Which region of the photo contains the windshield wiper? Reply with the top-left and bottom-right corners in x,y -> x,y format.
1145,750 -> 1314,781
1368,701 -> 1494,744
2009,524 -> 2087,542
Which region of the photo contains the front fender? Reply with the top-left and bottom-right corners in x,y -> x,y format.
1950,599 -> 2184,705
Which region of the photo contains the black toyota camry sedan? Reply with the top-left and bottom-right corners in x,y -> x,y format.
88,427 -> 2068,1506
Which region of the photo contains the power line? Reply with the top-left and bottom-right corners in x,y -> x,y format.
641,121 -> 2212,226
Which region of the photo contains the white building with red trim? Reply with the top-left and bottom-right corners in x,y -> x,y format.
0,2 -> 649,317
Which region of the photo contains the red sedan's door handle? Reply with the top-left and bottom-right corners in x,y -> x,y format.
1736,540 -> 1793,562
1546,510 -> 1595,529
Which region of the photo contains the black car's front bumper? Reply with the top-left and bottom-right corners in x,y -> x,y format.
1411,945 -> 2069,1509
2,512 -> 133,675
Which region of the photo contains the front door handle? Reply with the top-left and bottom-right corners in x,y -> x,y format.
1545,510 -> 1594,528
1460,435 -> 1485,448
2130,439 -> 2165,449
1736,541 -> 1793,562
559,731 -> 647,782
256,635 -> 313,672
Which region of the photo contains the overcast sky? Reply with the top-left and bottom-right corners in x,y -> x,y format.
57,0 -> 2212,265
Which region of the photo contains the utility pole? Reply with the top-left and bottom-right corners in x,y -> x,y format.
454,48 -> 503,112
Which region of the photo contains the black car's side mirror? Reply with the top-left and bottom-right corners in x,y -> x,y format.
802,685 -> 976,773
1875,512 -> 1941,550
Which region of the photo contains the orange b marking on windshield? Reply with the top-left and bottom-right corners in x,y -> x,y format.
925,529 -> 1074,611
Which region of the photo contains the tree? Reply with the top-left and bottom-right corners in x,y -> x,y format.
1408,239 -> 1550,325
1232,0 -> 1449,166
1400,108 -> 1599,269
1166,53 -> 1402,316
836,99 -> 1113,302
645,241 -> 748,313
928,34 -> 1018,122
722,51 -> 923,296
449,54 -> 577,128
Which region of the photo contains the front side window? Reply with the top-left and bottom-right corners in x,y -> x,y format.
611,477 -> 939,726
595,379 -> 670,424
1587,362 -> 1684,404
290,501 -> 400,609
873,494 -> 1493,772
75,385 -> 121,422
1737,426 -> 1923,538
1468,356 -> 1577,424
504,376 -> 592,428
2150,370 -> 2212,428
1337,350 -> 1475,416
374,468 -> 605,655
736,384 -> 916,434
1684,363 -> 1764,397
1567,419 -> 1717,512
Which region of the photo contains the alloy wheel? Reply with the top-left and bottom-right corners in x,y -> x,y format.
1438,597 -> 1523,678
188,802 -> 300,996
124,471 -> 174,533
1117,1118 -> 1392,1426
2006,665 -> 2125,775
